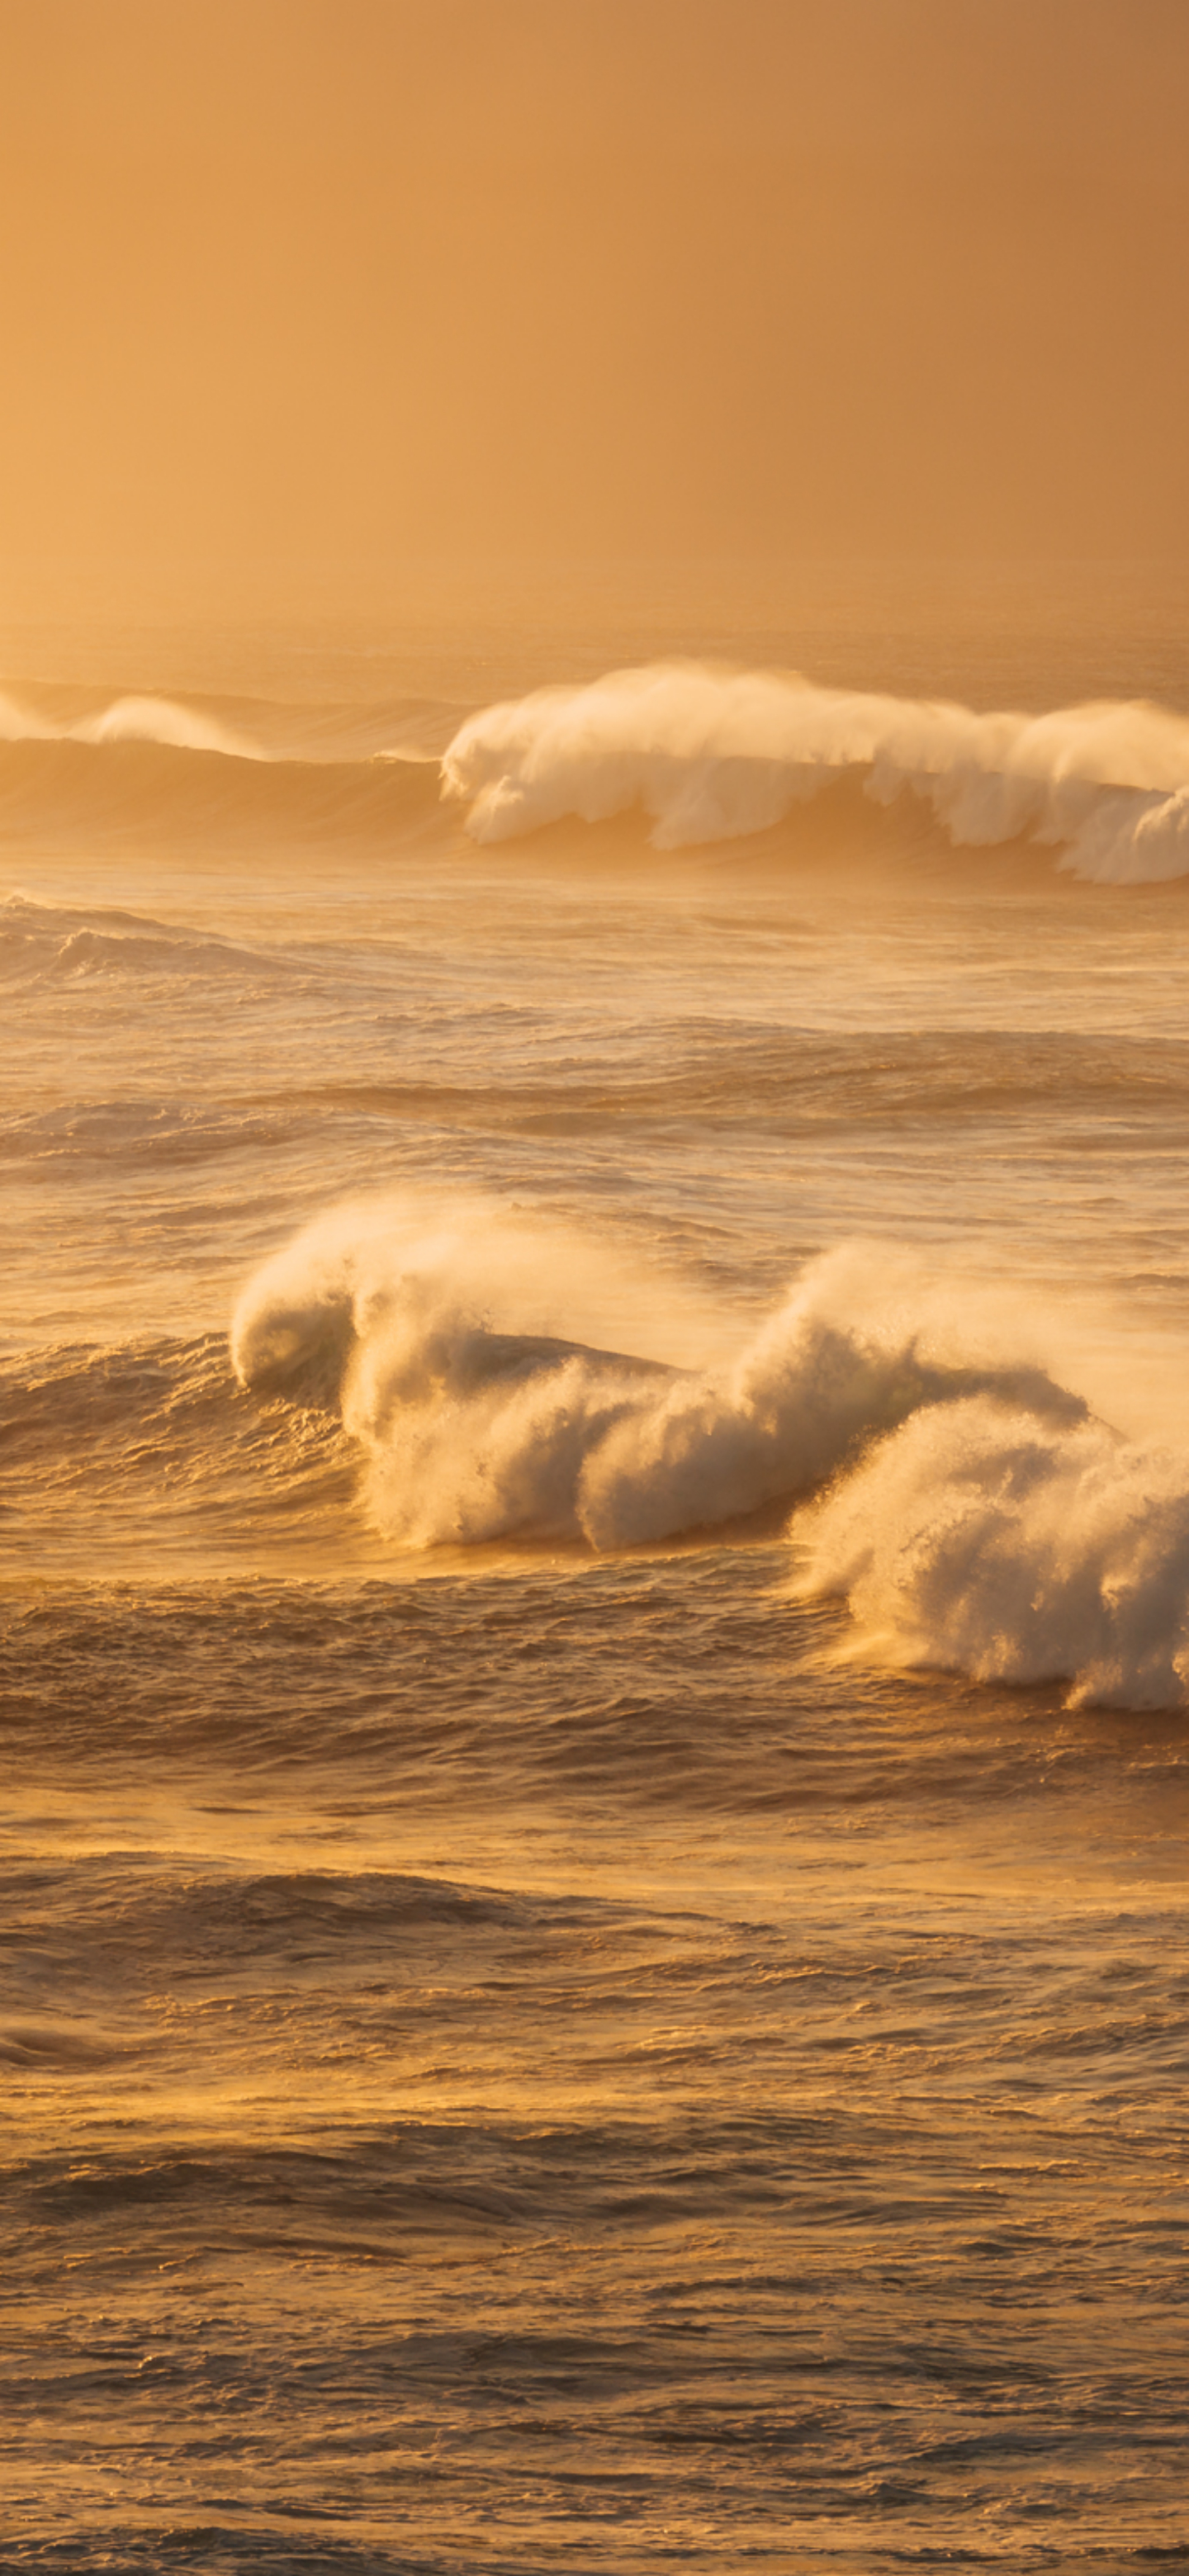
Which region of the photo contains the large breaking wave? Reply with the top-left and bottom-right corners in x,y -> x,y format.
443,663 -> 1189,883
5,669 -> 1189,882
234,1205 -> 1068,1557
229,1200 -> 1189,1707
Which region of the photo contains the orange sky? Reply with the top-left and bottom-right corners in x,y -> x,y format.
2,0 -> 1186,588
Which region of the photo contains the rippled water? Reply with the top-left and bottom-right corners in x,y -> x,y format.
4,594 -> 1189,2570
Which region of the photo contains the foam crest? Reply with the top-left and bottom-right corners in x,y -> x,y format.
442,663 -> 1189,883
232,1207 -> 1085,1558
797,1399 -> 1189,1709
236,1204 -> 1189,1702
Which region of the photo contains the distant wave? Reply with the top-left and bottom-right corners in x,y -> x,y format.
443,663 -> 1189,884
0,687 -> 265,759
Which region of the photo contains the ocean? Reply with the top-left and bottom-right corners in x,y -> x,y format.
3,566 -> 1189,2573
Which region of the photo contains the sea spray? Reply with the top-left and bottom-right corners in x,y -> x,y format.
795,1395 -> 1189,1709
236,1206 -> 1189,1702
443,663 -> 1189,882
234,1209 -> 1087,1551
0,688 -> 265,759
7,666 -> 1189,882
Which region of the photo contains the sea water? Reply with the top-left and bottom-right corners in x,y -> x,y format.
3,569 -> 1188,2571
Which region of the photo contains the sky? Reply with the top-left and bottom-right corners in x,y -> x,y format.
1,0 -> 1187,594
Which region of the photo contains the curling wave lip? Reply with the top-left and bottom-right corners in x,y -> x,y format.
233,1207 -> 1087,1560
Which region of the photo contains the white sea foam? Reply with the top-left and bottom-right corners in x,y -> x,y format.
797,1397 -> 1189,1710
233,1207 -> 1087,1553
232,1202 -> 1189,1702
441,664 -> 1189,883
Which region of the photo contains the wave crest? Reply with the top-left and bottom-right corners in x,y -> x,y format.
442,662 -> 1189,883
0,687 -> 264,759
798,1397 -> 1189,1710
231,1201 -> 1189,1705
232,1206 -> 1085,1556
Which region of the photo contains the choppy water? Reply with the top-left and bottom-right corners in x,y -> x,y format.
4,596 -> 1189,2571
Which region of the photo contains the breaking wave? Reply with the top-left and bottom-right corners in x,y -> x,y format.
229,1205 -> 1085,1562
443,663 -> 1189,884
798,1399 -> 1189,1712
232,1200 -> 1189,1706
4,669 -> 1189,883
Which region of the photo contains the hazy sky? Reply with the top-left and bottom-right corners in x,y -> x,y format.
2,0 -> 1187,581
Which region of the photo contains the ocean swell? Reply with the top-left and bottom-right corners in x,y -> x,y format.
442,663 -> 1189,884
0,732 -> 440,845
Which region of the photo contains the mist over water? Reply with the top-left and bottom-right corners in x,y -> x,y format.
6,582 -> 1189,2570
